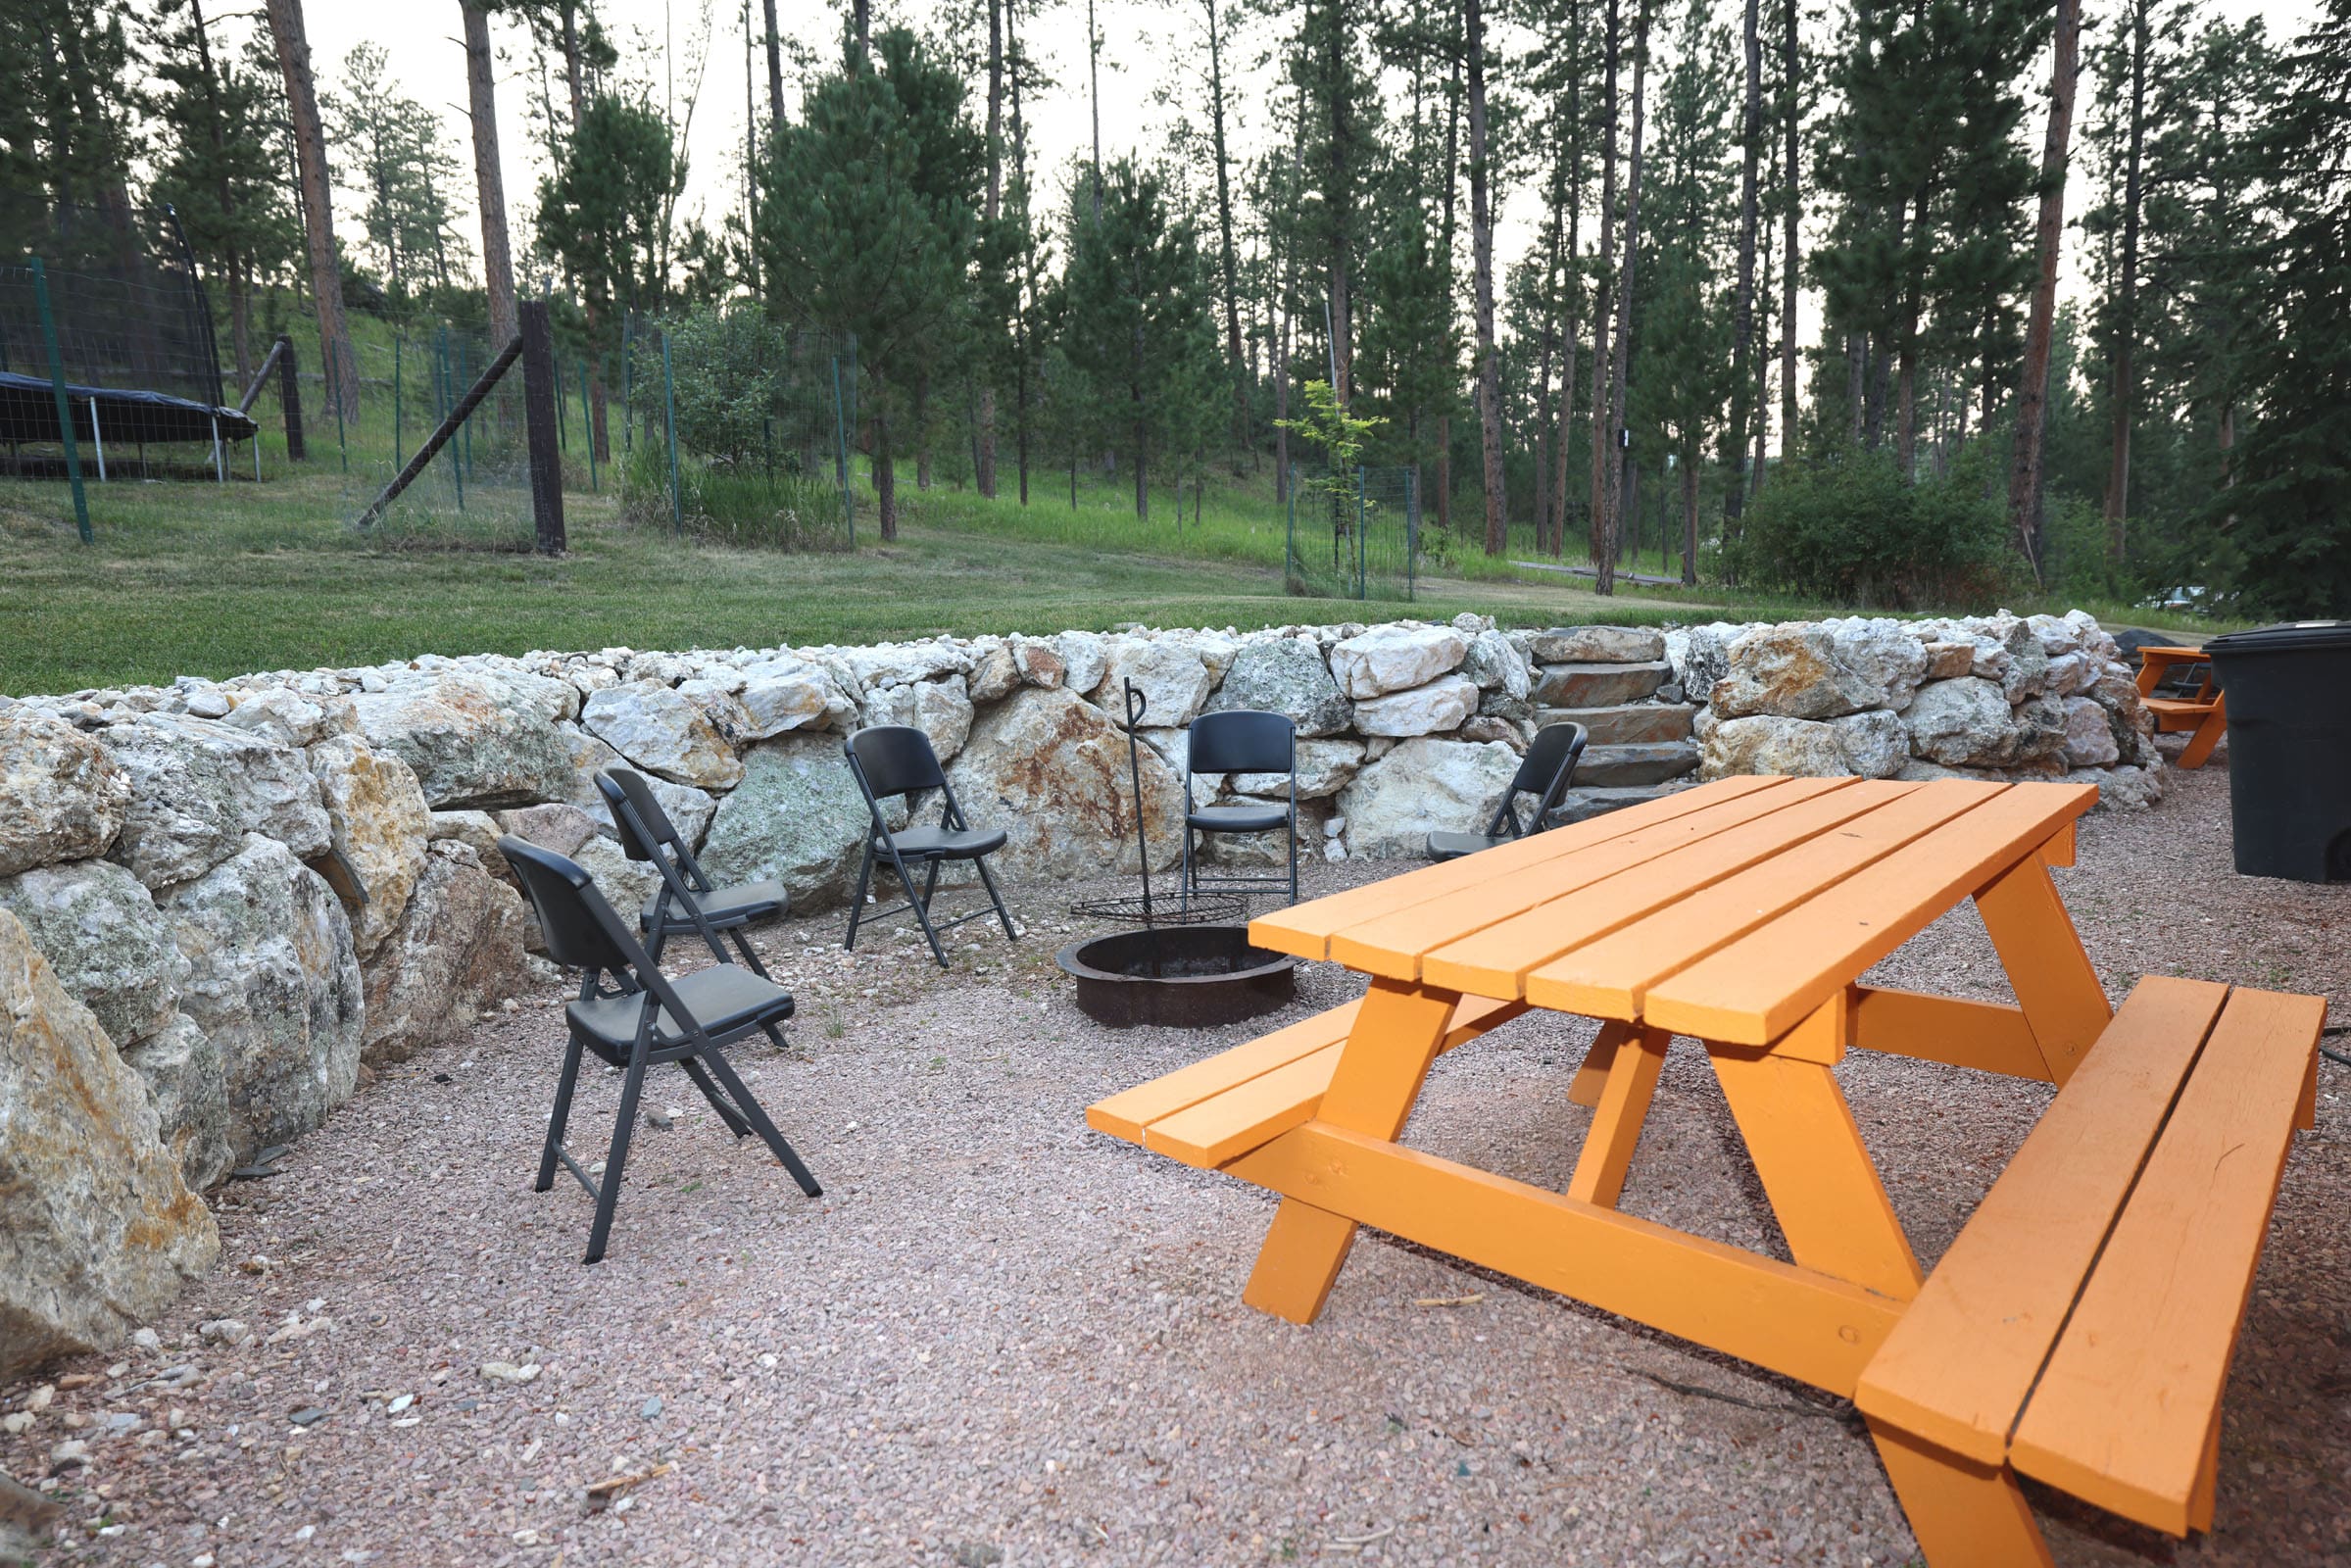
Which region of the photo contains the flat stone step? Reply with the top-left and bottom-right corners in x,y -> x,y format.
1552,782 -> 1693,824
1530,626 -> 1668,664
1531,661 -> 1672,708
1538,703 -> 1696,746
1574,741 -> 1701,788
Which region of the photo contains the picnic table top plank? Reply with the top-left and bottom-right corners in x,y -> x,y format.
1332,776 -> 1861,982
2008,985 -> 2327,1534
1526,779 -> 2007,1020
1851,975 -> 2230,1467
1641,781 -> 2099,1046
1248,774 -> 1787,959
1417,779 -> 1908,999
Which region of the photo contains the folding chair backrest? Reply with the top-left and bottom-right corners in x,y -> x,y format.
1189,710 -> 1296,777
847,725 -> 945,799
498,836 -> 650,977
597,768 -> 685,865
1491,721 -> 1588,836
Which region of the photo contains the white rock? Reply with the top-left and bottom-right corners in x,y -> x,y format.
580,686 -> 744,791
1352,673 -> 1480,738
1329,624 -> 1468,699
1335,738 -> 1520,858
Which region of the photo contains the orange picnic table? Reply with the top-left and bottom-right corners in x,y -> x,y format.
1087,774 -> 2325,1565
2134,644 -> 2228,767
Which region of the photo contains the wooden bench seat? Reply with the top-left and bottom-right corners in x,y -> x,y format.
1855,975 -> 2324,1560
2133,647 -> 2228,768
1087,992 -> 1526,1168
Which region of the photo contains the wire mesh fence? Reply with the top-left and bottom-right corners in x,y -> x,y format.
326,324 -> 539,548
617,307 -> 857,552
1285,465 -> 1419,601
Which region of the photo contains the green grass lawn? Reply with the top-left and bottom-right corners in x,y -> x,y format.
0,450 -> 2224,695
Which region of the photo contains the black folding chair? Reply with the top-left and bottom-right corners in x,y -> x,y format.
1181,710 -> 1299,905
595,767 -> 786,978
499,836 -> 821,1265
842,725 -> 1018,968
1425,720 -> 1590,861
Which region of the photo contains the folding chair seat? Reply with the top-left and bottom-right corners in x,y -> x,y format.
595,767 -> 786,978
1426,720 -> 1589,861
498,836 -> 821,1264
843,725 -> 1019,967
1182,710 -> 1299,905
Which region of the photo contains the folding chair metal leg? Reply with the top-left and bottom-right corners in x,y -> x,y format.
1181,818 -> 1198,899
844,841 -> 877,951
973,854 -> 1018,940
893,847 -> 952,967
726,926 -> 773,980
678,1054 -> 752,1138
698,1046 -> 823,1198
1287,809 -> 1299,904
583,1044 -> 653,1265
535,1033 -> 588,1194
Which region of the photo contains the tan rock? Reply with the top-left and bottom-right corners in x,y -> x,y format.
0,709 -> 131,876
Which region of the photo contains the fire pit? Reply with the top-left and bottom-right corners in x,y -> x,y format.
1055,679 -> 1298,1028
1055,924 -> 1297,1029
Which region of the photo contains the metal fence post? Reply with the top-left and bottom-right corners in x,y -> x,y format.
1285,465 -> 1297,588
276,333 -> 306,462
661,326 -> 683,538
1406,468 -> 1418,602
1355,466 -> 1368,601
28,259 -> 93,543
520,300 -> 566,555
583,358 -> 597,492
621,315 -> 634,454
393,338 -> 404,469
329,336 -> 348,473
832,348 -> 854,547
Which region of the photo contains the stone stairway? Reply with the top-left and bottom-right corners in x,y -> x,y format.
1521,627 -> 1700,821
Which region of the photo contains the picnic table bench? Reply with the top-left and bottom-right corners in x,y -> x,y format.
2135,644 -> 2229,768
1084,775 -> 2325,1565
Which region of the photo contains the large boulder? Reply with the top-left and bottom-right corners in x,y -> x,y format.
349,667 -> 578,809
841,639 -> 972,692
1834,710 -> 1912,779
0,858 -> 187,1049
159,834 -> 364,1162
1232,738 -> 1367,801
867,678 -> 977,763
98,712 -> 331,888
1708,620 -> 1927,720
1207,635 -> 1352,737
1051,631 -> 1108,695
700,732 -> 888,909
219,687 -> 359,749
2059,696 -> 2122,767
1330,624 -> 1468,699
580,685 -> 745,791
1906,679 -> 2069,769
734,656 -> 853,740
362,841 -> 533,1065
305,734 -> 430,957
1353,673 -> 1480,738
1698,714 -> 1852,780
119,1012 -> 233,1192
945,686 -> 1185,876
0,709 -> 131,876
1094,637 -> 1213,729
553,723 -> 718,849
1336,738 -> 1521,858
1460,630 -> 1534,699
0,906 -> 220,1379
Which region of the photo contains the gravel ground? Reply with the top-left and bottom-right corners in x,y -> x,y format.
6,746 -> 2347,1568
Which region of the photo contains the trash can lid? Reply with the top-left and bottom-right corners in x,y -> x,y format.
2207,621 -> 2351,658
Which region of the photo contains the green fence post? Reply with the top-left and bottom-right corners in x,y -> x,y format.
457,338 -> 471,487
27,258 -> 92,544
330,336 -> 348,473
583,357 -> 597,493
1406,468 -> 1418,602
1355,466 -> 1368,601
620,316 -> 634,453
661,326 -> 683,539
831,349 -> 854,547
1285,465 -> 1297,588
393,338 -> 404,468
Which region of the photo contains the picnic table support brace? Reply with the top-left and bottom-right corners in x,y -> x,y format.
1567,1017 -> 1637,1107
1868,1419 -> 2055,1568
1565,1024 -> 1668,1206
1242,978 -> 1460,1324
1974,852 -> 2114,1086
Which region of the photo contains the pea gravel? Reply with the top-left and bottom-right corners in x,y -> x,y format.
4,748 -> 2346,1567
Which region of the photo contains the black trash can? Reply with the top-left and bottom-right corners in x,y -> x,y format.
2204,620 -> 2351,881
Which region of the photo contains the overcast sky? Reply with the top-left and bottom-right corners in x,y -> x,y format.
299,0 -> 2321,341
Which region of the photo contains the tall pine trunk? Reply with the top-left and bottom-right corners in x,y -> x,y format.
461,2 -> 517,346
1436,46 -> 1462,535
262,0 -> 356,412
1207,0 -> 1248,453
1724,0 -> 1761,534
1551,0 -> 1584,559
1598,0 -> 1650,597
1778,0 -> 1798,471
1467,0 -> 1506,555
1324,0 -> 1354,403
1588,0 -> 1621,565
2103,0 -> 2148,564
760,0 -> 783,125
2006,0 -> 2078,580
977,0 -> 1003,498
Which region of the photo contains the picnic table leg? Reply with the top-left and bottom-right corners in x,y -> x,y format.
2179,692 -> 2228,769
1975,852 -> 2112,1086
1868,1419 -> 2054,1568
1709,1044 -> 1923,1299
1566,1024 -> 1669,1206
1242,977 -> 1461,1324
1566,1017 -> 1638,1108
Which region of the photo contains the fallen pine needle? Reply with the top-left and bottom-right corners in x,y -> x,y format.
583,1461 -> 675,1509
1328,1524 -> 1396,1547
1413,1293 -> 1484,1308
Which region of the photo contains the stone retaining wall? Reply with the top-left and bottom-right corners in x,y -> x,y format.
0,608 -> 2159,1373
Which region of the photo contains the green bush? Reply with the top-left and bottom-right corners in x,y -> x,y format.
1723,441 -> 2013,609
618,439 -> 851,552
664,304 -> 785,468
